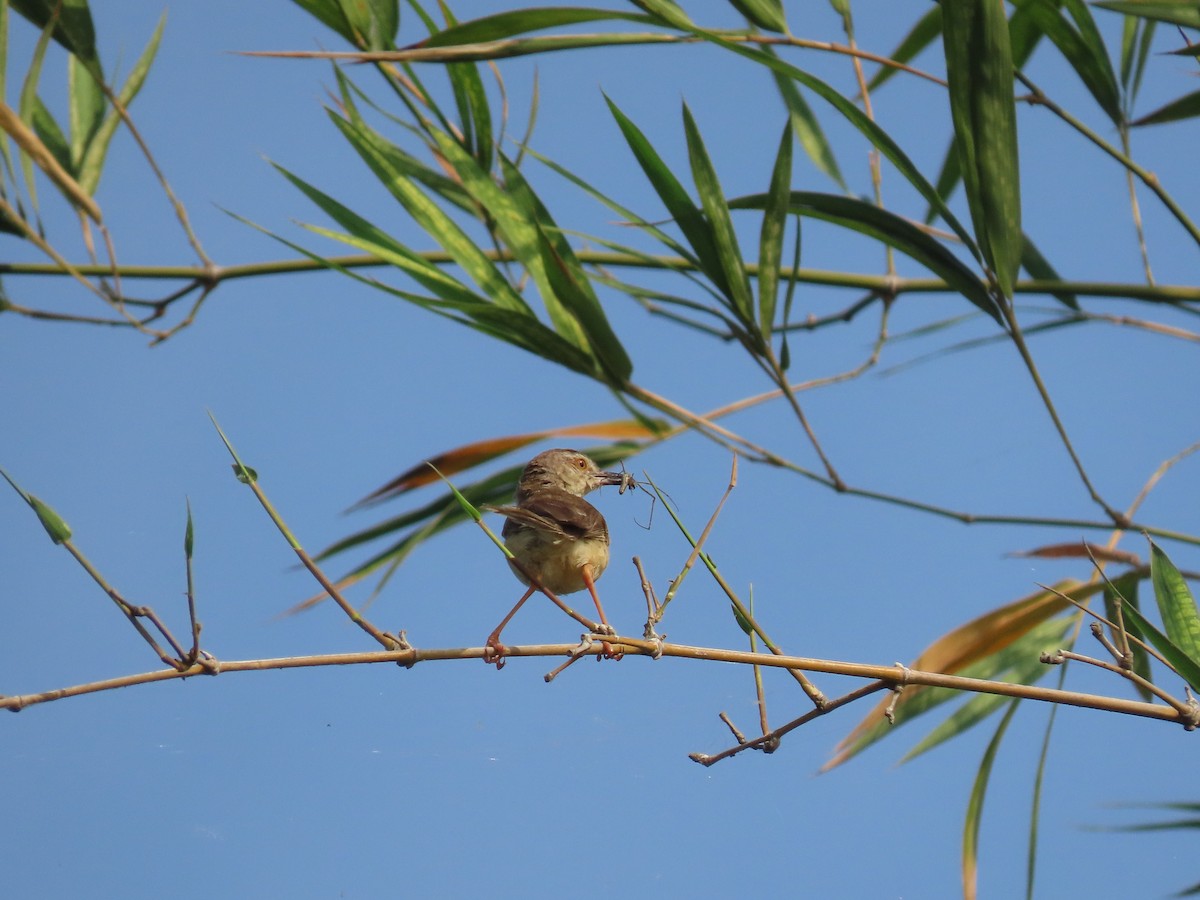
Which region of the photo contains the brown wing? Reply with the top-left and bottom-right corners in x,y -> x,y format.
485,489 -> 608,542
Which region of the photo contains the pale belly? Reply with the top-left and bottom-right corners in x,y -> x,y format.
505,532 -> 610,595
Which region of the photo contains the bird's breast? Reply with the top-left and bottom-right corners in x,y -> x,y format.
504,527 -> 610,595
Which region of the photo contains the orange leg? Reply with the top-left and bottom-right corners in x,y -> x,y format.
581,565 -> 622,661
580,564 -> 609,628
485,586 -> 536,669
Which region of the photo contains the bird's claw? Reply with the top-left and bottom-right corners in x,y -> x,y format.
483,637 -> 508,670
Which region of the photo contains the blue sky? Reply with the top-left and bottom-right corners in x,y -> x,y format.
2,1 -> 1198,897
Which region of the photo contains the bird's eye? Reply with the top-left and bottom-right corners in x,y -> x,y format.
576,458 -> 587,469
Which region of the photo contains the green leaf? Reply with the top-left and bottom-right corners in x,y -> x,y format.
769,52 -> 846,190
418,8 -> 651,47
731,190 -> 1001,324
688,32 -> 984,265
757,121 -> 792,339
328,110 -> 532,314
629,0 -> 694,30
10,0 -> 99,77
1131,89 -> 1200,127
184,498 -> 194,559
1120,595 -> 1200,693
866,5 -> 941,93
899,616 -> 1071,763
30,97 -> 70,173
1093,0 -> 1200,28
67,53 -> 102,170
1103,571 -> 1153,700
290,0 -> 397,49
1020,233 -> 1078,309
498,153 -> 633,382
77,12 -> 164,195
682,102 -> 755,326
605,95 -> 731,297
942,0 -> 1022,299
726,0 -> 787,32
1149,540 -> 1200,667
1021,0 -> 1121,124
963,700 -> 1020,898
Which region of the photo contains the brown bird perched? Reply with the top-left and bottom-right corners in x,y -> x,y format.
482,448 -> 629,667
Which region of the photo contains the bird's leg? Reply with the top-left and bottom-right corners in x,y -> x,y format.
485,586 -> 536,668
581,564 -> 622,660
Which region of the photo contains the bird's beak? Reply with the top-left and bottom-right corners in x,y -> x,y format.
597,469 -> 636,493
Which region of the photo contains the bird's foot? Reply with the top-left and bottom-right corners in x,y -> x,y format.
483,636 -> 508,670
594,635 -> 624,662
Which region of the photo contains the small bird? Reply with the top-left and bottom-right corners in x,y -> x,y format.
483,448 -> 628,666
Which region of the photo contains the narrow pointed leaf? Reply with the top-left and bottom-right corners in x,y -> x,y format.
899,616 -> 1072,762
827,580 -> 1084,768
417,9 -> 652,47
1149,539 -> 1200,666
1103,571 -> 1153,699
605,95 -> 730,297
866,5 -> 941,92
963,701 -> 1020,900
77,11 -> 164,195
731,190 -> 1000,323
1020,233 -> 1078,309
726,0 -> 786,32
10,0 -> 99,77
770,60 -> 846,189
757,121 -> 791,338
1131,89 -> 1200,127
1022,0 -> 1121,123
682,103 -> 755,324
498,153 -> 632,380
1119,597 -> 1200,692
328,111 -> 531,314
683,29 -> 984,262
1093,1 -> 1200,28
942,0 -> 1022,299
630,0 -> 694,29
67,53 -> 102,169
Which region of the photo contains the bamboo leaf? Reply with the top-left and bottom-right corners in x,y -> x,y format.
769,59 -> 846,190
1103,571 -> 1153,700
826,580 -> 1084,769
605,95 -> 730,297
67,52 -> 102,169
682,102 -> 755,326
964,700 -> 1020,900
1022,0 -> 1121,124
1020,233 -> 1078,310
899,616 -> 1072,763
731,191 -> 1001,324
328,110 -> 532,314
942,0 -> 1022,299
757,121 -> 791,339
866,5 -> 941,92
1093,1 -> 1200,28
726,0 -> 787,33
77,12 -> 164,195
1149,539 -> 1200,668
676,29 -> 983,262
10,0 -> 99,77
417,8 -> 652,48
1130,89 -> 1200,127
